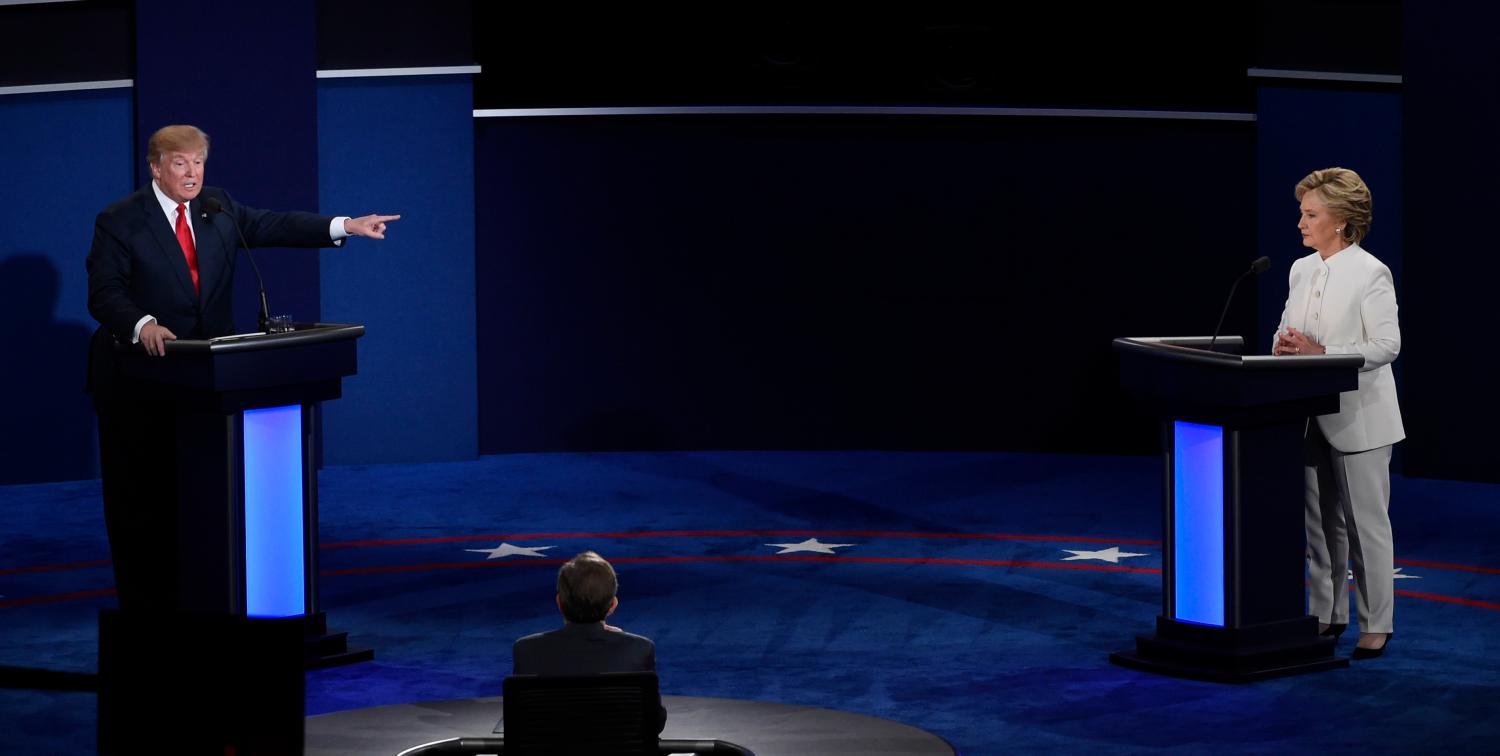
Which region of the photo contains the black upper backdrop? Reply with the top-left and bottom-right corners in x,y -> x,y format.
0,1 -> 1408,458
466,5 -> 1400,110
456,4 -> 1401,456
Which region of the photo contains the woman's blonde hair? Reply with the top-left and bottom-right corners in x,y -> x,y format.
1295,167 -> 1372,244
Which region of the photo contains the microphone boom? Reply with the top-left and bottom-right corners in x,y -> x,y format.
1209,256 -> 1272,353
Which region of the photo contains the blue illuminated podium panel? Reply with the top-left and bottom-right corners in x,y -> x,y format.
1110,336 -> 1361,681
1172,420 -> 1224,627
244,405 -> 307,618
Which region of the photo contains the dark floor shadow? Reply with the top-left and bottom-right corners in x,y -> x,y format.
0,255 -> 96,484
0,665 -> 97,692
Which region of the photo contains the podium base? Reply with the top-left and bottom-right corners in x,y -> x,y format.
1109,615 -> 1348,682
99,610 -> 304,754
305,611 -> 375,669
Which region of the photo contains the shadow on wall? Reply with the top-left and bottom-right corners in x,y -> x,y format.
0,255 -> 96,484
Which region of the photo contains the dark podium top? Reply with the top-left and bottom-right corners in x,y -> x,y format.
115,323 -> 363,411
1113,335 -> 1362,425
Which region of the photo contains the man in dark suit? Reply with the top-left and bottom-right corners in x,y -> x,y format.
87,124 -> 399,611
513,551 -> 666,731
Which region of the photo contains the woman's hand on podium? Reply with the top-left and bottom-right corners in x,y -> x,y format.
1274,326 -> 1325,356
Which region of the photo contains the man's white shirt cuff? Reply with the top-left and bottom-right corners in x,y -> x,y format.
331,217 -> 351,246
131,315 -> 155,344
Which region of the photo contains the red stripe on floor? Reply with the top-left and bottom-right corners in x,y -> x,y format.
0,588 -> 116,609
320,554 -> 1163,577
6,568 -> 1499,612
1394,588 -> 1500,611
0,559 -> 112,577
320,530 -> 1163,550
1395,558 -> 1500,575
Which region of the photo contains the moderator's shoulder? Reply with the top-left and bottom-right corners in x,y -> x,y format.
620,631 -> 656,649
513,630 -> 551,649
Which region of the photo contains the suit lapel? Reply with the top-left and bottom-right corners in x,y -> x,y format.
139,186 -> 200,302
190,196 -> 227,301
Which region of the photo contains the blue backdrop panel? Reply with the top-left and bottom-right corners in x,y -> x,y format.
317,76 -> 477,464
1253,87 -> 1403,356
134,0 -> 321,336
0,89 -> 133,483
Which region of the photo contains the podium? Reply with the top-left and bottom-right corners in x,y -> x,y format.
111,322 -> 372,668
1109,335 -> 1363,681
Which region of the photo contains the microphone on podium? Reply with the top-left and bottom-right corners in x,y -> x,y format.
203,196 -> 273,332
1208,256 -> 1272,353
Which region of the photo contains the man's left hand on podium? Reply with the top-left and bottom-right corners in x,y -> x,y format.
343,214 -> 402,240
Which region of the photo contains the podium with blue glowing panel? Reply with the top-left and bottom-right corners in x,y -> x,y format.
1110,335 -> 1363,681
116,323 -> 372,668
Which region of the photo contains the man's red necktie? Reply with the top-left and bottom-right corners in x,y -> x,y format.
175,202 -> 200,294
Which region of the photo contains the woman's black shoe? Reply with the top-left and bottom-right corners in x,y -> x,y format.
1320,623 -> 1347,639
1352,632 -> 1392,660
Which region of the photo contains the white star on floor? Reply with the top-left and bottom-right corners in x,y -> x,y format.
1347,567 -> 1422,581
1061,546 -> 1149,564
765,538 -> 856,555
465,543 -> 556,559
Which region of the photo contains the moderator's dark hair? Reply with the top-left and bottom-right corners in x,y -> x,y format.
557,551 -> 617,623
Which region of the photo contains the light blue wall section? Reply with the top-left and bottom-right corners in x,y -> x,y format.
317,76 -> 478,464
0,89 -> 135,483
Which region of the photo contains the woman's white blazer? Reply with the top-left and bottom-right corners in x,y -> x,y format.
1274,244 -> 1405,453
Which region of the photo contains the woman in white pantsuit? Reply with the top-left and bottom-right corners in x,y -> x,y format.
1273,167 -> 1403,659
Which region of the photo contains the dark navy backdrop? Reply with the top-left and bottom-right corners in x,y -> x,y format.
474,114 -> 1257,455
134,0 -> 322,336
1253,84 -> 1404,471
1254,86 -> 1403,347
1402,4 -> 1500,482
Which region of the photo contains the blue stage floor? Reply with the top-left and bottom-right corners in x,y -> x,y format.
2,451 -> 1497,753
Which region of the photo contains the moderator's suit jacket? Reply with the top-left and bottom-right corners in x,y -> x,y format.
513,621 -> 665,731
85,183 -> 338,395
513,621 -> 658,676
1274,243 -> 1405,453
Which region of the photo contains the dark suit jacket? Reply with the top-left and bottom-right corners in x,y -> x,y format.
513,622 -> 657,676
85,183 -> 337,395
513,622 -> 665,731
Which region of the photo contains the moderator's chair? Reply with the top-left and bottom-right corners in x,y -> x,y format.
396,672 -> 753,755
504,672 -> 662,755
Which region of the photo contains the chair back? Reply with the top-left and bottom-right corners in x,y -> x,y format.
502,672 -> 660,755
